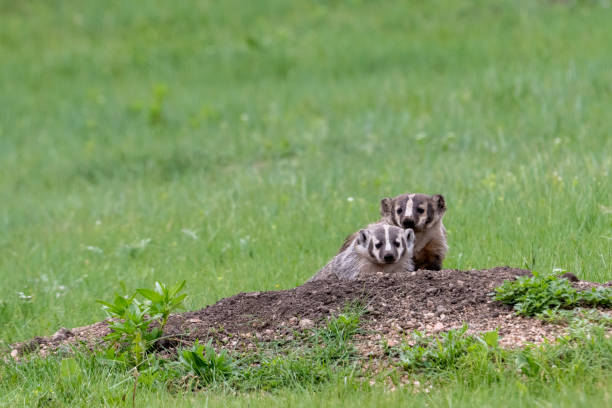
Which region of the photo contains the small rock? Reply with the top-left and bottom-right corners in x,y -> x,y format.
386,339 -> 399,347
436,305 -> 447,313
10,349 -> 18,359
403,320 -> 417,329
52,327 -> 73,341
299,318 -> 314,330
560,272 -> 579,282
433,322 -> 444,332
424,312 -> 435,319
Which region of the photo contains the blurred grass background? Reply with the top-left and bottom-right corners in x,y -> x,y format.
1,0 -> 611,349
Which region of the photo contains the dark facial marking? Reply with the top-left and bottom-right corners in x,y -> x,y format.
425,202 -> 434,225
359,230 -> 368,244
393,198 -> 408,225
387,227 -> 401,260
367,239 -> 376,260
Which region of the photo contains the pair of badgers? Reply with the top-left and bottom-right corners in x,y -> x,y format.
307,193 -> 448,282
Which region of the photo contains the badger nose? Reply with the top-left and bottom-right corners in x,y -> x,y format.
383,253 -> 395,263
402,219 -> 415,229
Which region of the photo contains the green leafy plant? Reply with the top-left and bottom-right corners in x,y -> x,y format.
177,339 -> 236,385
492,272 -> 612,316
580,287 -> 612,308
395,325 -> 499,371
97,281 -> 186,365
136,281 -> 187,330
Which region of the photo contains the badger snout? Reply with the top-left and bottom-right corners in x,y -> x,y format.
383,253 -> 395,263
402,219 -> 415,229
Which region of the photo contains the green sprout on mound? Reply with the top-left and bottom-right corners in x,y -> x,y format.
494,272 -> 612,316
97,281 -> 187,365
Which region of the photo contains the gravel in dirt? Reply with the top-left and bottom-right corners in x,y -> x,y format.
8,267 -> 612,359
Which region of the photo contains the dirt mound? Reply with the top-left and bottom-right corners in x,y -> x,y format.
9,267 -> 611,358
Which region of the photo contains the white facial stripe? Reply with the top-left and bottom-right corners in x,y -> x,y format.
405,194 -> 414,217
384,225 -> 391,251
394,202 -> 402,224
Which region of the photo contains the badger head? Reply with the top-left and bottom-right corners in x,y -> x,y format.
380,193 -> 446,233
355,225 -> 415,265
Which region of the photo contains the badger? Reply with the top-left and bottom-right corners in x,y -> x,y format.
337,193 -> 448,271
307,224 -> 415,282
380,193 -> 448,271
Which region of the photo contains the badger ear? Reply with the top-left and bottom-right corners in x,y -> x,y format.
405,228 -> 415,247
357,229 -> 369,246
433,194 -> 446,213
380,197 -> 393,216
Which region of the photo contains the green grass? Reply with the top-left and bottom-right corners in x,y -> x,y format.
495,271 -> 612,315
2,319 -> 611,407
1,0 -> 612,406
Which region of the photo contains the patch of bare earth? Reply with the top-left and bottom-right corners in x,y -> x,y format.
9,267 -> 612,359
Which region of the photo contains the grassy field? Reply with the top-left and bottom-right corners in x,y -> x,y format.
1,0 -> 611,406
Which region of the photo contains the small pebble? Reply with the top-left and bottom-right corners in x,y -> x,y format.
299,319 -> 314,329
386,339 -> 399,347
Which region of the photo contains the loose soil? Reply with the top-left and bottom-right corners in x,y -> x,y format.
8,267 -> 612,359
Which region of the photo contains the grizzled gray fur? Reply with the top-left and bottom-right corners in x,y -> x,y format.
307,224 -> 415,282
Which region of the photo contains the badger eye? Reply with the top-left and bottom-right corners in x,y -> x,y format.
394,241 -> 400,247
417,207 -> 425,214
396,208 -> 402,214
375,242 -> 382,249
